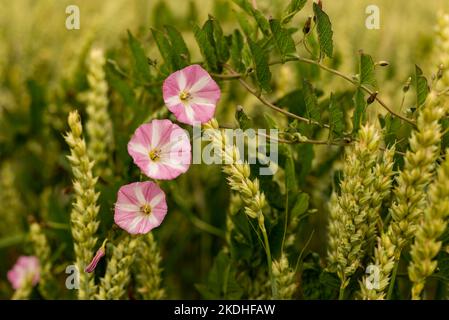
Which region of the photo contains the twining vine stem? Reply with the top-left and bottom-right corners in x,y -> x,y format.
214,57 -> 416,127
220,64 -> 329,128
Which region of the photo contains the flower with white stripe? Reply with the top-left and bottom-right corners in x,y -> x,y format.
162,64 -> 221,125
128,119 -> 191,180
114,181 -> 168,235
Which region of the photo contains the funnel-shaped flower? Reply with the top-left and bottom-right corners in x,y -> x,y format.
114,181 -> 168,235
163,64 -> 221,125
128,119 -> 191,180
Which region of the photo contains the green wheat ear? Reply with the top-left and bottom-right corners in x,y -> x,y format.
202,118 -> 277,298
361,90 -> 448,300
97,236 -> 137,300
133,233 -> 165,300
83,48 -> 114,179
408,148 -> 449,299
64,110 -> 101,300
327,124 -> 394,297
272,254 -> 297,300
406,12 -> 449,300
29,223 -> 55,299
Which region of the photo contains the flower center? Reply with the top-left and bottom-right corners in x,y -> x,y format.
149,149 -> 161,161
140,204 -> 152,215
179,90 -> 192,102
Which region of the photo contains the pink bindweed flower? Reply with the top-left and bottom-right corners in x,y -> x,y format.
163,64 -> 221,125
85,239 -> 108,273
128,119 -> 191,180
114,181 -> 168,235
7,256 -> 40,290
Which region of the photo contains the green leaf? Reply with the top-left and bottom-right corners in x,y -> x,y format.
359,52 -> 377,90
127,31 -> 152,83
235,106 -> 252,130
211,17 -> 230,64
233,0 -> 270,36
282,0 -> 307,24
275,89 -> 307,120
247,37 -> 272,92
264,112 -> 278,129
259,178 -> 285,210
415,65 -> 429,107
196,251 -> 243,299
193,24 -> 219,72
291,192 -> 309,218
269,19 -> 297,60
296,144 -> 314,185
352,88 -> 366,134
279,145 -> 297,194
236,10 -> 255,37
232,0 -> 253,14
328,93 -> 345,137
252,9 -> 271,36
301,253 -> 340,299
313,2 -> 333,58
0,234 -> 26,249
151,28 -> 175,72
230,29 -> 245,72
303,79 -> 321,123
164,25 -> 190,67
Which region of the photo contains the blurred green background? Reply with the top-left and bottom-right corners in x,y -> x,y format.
1,0 -> 449,299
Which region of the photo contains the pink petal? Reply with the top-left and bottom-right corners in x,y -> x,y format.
189,103 -> 216,123
162,64 -> 221,125
7,256 -> 40,290
85,246 -> 105,273
128,120 -> 191,180
182,65 -> 215,91
165,104 -> 196,125
114,182 -> 168,235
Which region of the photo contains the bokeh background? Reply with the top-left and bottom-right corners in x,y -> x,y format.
1,0 -> 449,299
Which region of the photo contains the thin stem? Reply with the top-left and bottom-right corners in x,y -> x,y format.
211,72 -> 242,80
387,257 -> 400,300
295,230 -> 315,273
45,221 -> 71,230
339,284 -> 346,300
269,57 -> 416,126
107,59 -> 161,88
281,188 -> 289,253
169,184 -> 226,239
189,214 -> 226,239
257,130 -> 351,146
223,64 -> 328,127
260,221 -> 278,299
0,234 -> 26,249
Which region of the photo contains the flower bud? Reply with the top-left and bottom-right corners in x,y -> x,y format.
367,91 -> 378,105
403,77 -> 412,93
85,239 -> 107,273
303,16 -> 312,35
